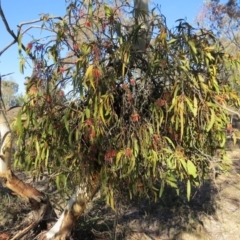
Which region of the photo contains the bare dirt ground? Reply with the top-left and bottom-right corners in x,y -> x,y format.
1,108 -> 240,239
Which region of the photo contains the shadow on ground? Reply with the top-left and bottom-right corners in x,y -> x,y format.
1,147 -> 240,239
72,145 -> 240,240
71,178 -> 218,240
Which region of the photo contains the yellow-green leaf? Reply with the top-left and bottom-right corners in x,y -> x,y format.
187,160 -> 197,178
193,96 -> 198,117
206,109 -> 215,132
179,99 -> 184,140
159,180 -> 165,197
133,138 -> 139,158
188,40 -> 197,54
85,108 -> 90,118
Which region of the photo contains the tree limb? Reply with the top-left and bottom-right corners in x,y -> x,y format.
0,1 -> 16,40
0,1 -> 34,60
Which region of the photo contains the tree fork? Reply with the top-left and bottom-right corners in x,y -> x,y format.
38,172 -> 100,240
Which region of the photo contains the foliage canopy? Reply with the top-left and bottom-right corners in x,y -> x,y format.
13,0 -> 240,205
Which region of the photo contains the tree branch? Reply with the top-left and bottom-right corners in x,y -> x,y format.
0,1 -> 17,40
0,2 -> 35,60
0,1 -> 62,59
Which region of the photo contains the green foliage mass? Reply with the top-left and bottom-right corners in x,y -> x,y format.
13,0 -> 240,205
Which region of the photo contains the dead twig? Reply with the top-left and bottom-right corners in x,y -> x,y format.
10,221 -> 38,240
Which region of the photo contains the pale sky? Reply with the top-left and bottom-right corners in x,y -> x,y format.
0,0 -> 203,94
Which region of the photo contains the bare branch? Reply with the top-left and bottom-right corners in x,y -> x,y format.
18,18 -> 47,27
0,0 -> 63,60
1,72 -> 14,78
0,2 -> 17,40
0,2 -> 34,60
17,15 -> 62,28
20,25 -> 55,35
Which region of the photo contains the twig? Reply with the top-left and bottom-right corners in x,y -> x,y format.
20,25 -> 54,35
0,1 -> 16,40
1,72 -> 14,77
214,100 -> 240,118
10,221 -> 38,240
17,15 -> 62,28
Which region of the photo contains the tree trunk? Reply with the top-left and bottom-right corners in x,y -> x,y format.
38,173 -> 100,240
134,0 -> 151,51
0,109 -> 11,174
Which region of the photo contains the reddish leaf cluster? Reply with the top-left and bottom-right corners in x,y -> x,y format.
93,68 -> 101,79
124,148 -> 132,158
104,149 -> 117,163
131,113 -> 140,122
85,21 -> 91,27
26,43 -> 33,50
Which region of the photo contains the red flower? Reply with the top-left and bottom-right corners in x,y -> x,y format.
29,86 -> 37,95
85,119 -> 93,126
93,68 -> 101,79
161,61 -> 167,68
104,149 -> 117,163
27,43 -> 33,50
59,67 -> 65,73
85,21 -> 91,27
125,148 -> 132,158
127,93 -> 134,104
130,78 -> 136,85
90,129 -> 96,139
121,83 -> 128,90
73,43 -> 79,50
227,124 -> 233,131
156,99 -> 166,107
131,113 -> 140,122
153,134 -> 160,142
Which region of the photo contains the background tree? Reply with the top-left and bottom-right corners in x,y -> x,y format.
1,79 -> 23,107
1,0 -> 240,239
196,0 -> 240,99
196,0 -> 240,54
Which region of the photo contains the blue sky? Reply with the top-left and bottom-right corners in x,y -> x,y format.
0,0 -> 203,95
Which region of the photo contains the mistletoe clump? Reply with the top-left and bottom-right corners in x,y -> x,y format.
13,0 -> 240,206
